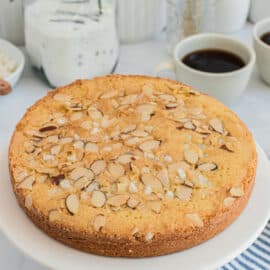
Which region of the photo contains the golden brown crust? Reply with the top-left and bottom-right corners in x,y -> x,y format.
9,75 -> 257,257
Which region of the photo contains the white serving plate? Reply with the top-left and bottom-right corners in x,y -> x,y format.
0,143 -> 269,270
0,38 -> 25,87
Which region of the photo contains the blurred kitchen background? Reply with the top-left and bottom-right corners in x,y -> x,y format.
0,0 -> 267,87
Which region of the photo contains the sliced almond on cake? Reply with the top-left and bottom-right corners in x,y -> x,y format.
141,174 -> 162,192
230,186 -> 244,197
117,154 -> 134,164
148,200 -> 162,213
73,140 -> 84,150
176,185 -> 192,202
121,124 -> 136,134
24,194 -> 32,210
136,104 -> 155,122
53,93 -> 71,103
93,214 -> 106,232
100,90 -> 118,99
186,213 -> 204,227
157,169 -> 169,188
108,163 -> 125,179
91,190 -> 106,208
74,177 -> 91,190
127,197 -> 140,209
66,194 -> 79,215
17,175 -> 35,190
91,160 -> 106,175
85,142 -> 99,153
145,232 -> 154,241
49,210 -> 61,222
220,143 -> 234,152
139,140 -> 160,152
70,167 -> 94,181
197,162 -> 218,171
107,194 -> 129,207
184,149 -> 198,164
209,118 -> 224,134
223,197 -> 236,207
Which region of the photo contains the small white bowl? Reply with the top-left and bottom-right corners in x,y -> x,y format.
0,38 -> 25,87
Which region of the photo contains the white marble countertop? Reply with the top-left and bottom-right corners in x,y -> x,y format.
1,24 -> 270,270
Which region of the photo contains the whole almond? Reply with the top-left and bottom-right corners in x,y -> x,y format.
0,80 -> 11,95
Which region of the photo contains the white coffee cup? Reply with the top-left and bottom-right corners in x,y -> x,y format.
156,33 -> 255,104
253,18 -> 270,85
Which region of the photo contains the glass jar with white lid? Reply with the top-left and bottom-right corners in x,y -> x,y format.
24,0 -> 119,87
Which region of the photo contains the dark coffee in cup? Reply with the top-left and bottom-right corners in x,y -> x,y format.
261,32 -> 270,46
182,49 -> 245,73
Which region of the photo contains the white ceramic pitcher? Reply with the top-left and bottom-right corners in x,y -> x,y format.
116,0 -> 166,43
214,0 -> 250,33
249,0 -> 270,23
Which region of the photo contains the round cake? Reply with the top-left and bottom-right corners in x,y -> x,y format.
9,75 -> 257,257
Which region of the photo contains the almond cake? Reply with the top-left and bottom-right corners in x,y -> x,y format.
9,75 -> 257,257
